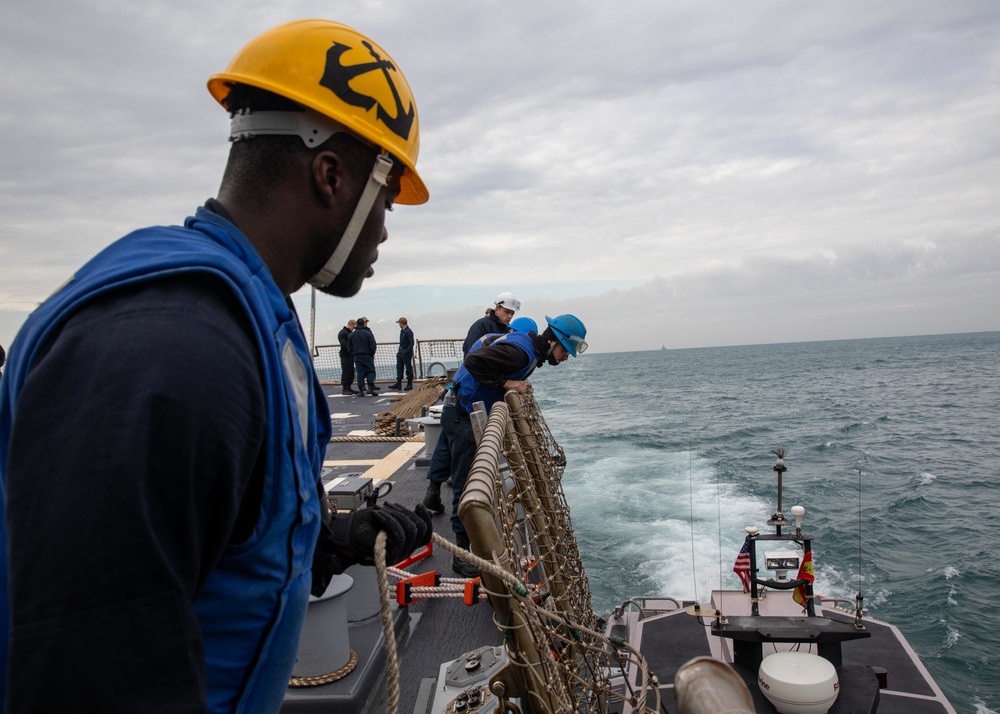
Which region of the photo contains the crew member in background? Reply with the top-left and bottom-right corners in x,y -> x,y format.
423,314 -> 588,577
349,316 -> 379,396
462,291 -> 520,356
0,20 -> 432,712
389,317 -> 414,390
466,315 -> 537,354
338,318 -> 358,395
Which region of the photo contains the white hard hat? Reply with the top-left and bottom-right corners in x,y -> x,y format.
494,291 -> 521,312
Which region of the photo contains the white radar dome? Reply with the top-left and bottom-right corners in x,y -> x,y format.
757,651 -> 839,714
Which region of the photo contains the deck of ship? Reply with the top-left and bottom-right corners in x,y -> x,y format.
282,381 -> 500,714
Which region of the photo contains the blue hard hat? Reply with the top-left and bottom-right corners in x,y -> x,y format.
509,317 -> 538,334
544,314 -> 588,356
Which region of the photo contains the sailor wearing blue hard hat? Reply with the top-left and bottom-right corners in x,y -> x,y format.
423,313 -> 587,577
544,314 -> 588,357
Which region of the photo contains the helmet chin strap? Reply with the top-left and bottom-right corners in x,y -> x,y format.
545,341 -> 560,366
308,153 -> 394,289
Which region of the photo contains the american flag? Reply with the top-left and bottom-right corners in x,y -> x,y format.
733,535 -> 752,593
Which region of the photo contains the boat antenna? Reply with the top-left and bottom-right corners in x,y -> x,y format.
716,450 -> 724,597
714,446 -> 728,624
688,442 -> 700,606
855,466 -> 865,628
769,448 -> 787,533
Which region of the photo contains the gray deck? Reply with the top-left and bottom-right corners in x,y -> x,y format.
283,384 -> 500,714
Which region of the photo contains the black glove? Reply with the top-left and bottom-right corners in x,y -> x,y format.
344,502 -> 433,566
311,514 -> 346,597
321,501 -> 432,568
312,503 -> 433,595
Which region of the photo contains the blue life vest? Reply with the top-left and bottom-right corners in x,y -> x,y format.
453,331 -> 538,413
0,207 -> 330,712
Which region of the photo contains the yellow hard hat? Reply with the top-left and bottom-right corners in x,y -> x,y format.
208,19 -> 427,205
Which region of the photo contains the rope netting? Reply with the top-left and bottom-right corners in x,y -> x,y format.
361,384 -> 661,713
457,386 -> 661,714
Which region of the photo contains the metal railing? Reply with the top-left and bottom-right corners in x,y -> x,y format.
312,338 -> 464,384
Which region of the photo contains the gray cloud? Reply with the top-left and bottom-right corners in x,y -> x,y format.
2,0 -> 998,351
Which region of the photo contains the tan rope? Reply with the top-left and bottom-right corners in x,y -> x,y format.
374,531 -> 401,714
287,650 -> 358,687
432,533 -> 526,590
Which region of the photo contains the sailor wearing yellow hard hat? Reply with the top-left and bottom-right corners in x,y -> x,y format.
0,20 -> 431,712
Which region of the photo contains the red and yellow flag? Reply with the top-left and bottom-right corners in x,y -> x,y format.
792,550 -> 814,607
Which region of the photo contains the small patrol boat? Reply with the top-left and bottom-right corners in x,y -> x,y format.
596,448 -> 957,713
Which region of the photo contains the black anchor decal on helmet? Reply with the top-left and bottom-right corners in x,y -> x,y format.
319,40 -> 415,141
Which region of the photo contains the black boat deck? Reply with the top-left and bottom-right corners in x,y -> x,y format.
627,594 -> 955,713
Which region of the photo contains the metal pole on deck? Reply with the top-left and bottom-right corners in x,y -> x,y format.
309,286 -> 317,356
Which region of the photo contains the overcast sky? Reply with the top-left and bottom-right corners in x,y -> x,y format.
2,0 -> 998,354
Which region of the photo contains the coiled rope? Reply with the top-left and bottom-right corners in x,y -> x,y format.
373,378 -> 447,436
287,650 -> 359,687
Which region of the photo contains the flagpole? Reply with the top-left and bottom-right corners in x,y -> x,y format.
770,448 -> 788,534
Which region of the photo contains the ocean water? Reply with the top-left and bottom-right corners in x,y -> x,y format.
529,332 -> 999,714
